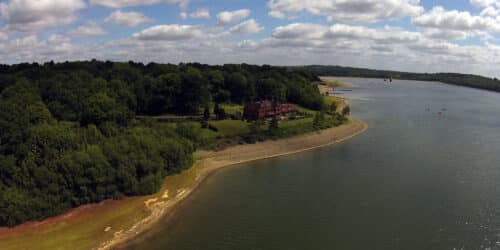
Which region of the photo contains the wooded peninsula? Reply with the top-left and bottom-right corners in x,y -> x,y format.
0,61 -> 347,227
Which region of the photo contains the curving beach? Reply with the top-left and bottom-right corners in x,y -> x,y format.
0,118 -> 367,250
100,118 -> 368,250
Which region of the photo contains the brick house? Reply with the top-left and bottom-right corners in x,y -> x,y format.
243,100 -> 298,120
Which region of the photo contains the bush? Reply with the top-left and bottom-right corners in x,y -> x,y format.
208,123 -> 219,132
342,105 -> 351,116
200,120 -> 208,128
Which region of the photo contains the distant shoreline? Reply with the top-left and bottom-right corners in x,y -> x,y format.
100,118 -> 368,250
319,76 -> 354,87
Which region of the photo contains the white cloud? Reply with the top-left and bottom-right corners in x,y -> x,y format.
470,0 -> 498,8
0,35 -> 78,62
105,10 -> 152,27
190,8 -> 210,19
217,9 -> 251,25
180,12 -> 188,19
69,22 -> 108,37
270,23 -> 421,45
48,34 -> 70,44
4,1 -> 500,78
413,6 -> 500,33
272,23 -> 328,39
269,10 -> 286,19
132,24 -> 203,40
480,6 -> 500,16
266,0 -> 424,23
233,22 -> 500,75
229,19 -> 264,34
423,28 -> 469,40
90,0 -> 189,9
0,32 -> 7,41
326,24 -> 421,43
0,0 -> 86,33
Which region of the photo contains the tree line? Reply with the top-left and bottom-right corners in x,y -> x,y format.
0,61 -> 324,226
299,65 -> 500,92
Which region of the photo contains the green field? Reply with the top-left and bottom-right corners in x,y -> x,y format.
171,99 -> 342,145
208,120 -> 249,137
219,104 -> 244,116
324,95 -> 343,104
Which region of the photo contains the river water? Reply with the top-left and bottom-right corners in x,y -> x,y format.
125,78 -> 500,250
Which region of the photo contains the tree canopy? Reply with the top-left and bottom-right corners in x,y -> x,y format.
0,61 -> 323,226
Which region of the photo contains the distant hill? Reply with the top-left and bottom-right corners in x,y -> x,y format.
296,65 -> 500,92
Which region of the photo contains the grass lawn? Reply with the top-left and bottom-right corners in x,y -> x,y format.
323,95 -> 343,106
296,105 -> 316,115
323,96 -> 345,112
208,120 -> 249,137
322,79 -> 343,87
275,117 -> 315,138
219,104 -> 243,116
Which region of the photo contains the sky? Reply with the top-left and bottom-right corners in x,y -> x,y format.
2,0 -> 500,77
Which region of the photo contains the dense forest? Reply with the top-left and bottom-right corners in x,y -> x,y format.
0,61 -> 324,227
300,65 -> 500,92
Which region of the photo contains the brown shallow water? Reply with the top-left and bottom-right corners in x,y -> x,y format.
127,78 -> 500,250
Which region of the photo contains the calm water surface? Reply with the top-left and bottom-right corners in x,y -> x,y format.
126,78 -> 500,250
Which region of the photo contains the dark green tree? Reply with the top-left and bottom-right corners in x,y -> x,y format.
256,78 -> 286,101
179,67 -> 210,114
342,105 -> 351,116
203,105 -> 210,121
330,102 -> 338,113
226,72 -> 250,103
313,111 -> 326,130
269,117 -> 279,136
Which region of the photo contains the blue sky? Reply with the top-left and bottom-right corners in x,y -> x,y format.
2,0 -> 500,77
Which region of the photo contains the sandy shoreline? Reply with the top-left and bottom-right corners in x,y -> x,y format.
0,118 -> 367,250
98,118 -> 368,250
319,76 -> 355,87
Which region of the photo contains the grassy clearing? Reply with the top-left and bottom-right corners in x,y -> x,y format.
324,96 -> 343,106
319,77 -> 353,87
209,120 -> 249,137
322,80 -> 344,87
274,117 -> 315,138
219,104 -> 243,116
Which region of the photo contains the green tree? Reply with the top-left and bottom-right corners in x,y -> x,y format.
330,102 -> 338,113
213,102 -> 220,116
342,105 -> 351,116
256,78 -> 286,101
203,105 -> 210,121
217,108 -> 226,120
80,92 -> 130,126
269,117 -> 279,136
179,67 -> 210,114
313,111 -> 326,130
226,72 -> 250,103
207,70 -> 225,90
